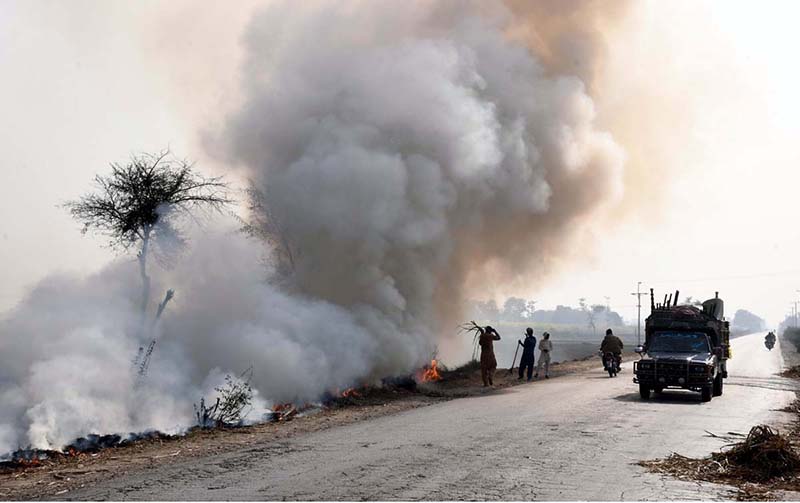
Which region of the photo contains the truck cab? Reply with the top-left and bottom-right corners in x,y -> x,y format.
633,290 -> 729,402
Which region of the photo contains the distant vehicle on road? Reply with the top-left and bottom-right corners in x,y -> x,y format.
765,331 -> 776,351
634,290 -> 730,402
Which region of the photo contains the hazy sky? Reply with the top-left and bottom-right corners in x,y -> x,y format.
2,0 -> 800,327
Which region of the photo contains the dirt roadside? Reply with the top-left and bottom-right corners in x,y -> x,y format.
0,352 -> 624,500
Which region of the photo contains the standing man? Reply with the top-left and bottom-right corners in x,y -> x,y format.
479,325 -> 502,387
534,332 -> 552,379
517,328 -> 537,381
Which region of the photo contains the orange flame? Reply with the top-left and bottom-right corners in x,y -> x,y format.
341,387 -> 361,398
418,359 -> 442,382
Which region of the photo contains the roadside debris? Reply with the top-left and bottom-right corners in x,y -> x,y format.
715,425 -> 800,481
781,365 -> 800,379
640,425 -> 800,497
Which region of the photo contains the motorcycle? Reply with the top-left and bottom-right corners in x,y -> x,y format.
765,332 -> 776,351
601,351 -> 621,377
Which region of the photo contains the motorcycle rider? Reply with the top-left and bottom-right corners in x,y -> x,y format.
600,328 -> 624,371
765,331 -> 777,349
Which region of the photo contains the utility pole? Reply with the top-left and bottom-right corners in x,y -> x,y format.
795,290 -> 800,328
631,282 -> 646,346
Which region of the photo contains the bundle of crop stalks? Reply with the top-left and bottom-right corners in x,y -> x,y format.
458,321 -> 484,361
641,425 -> 800,485
780,365 -> 800,379
710,425 -> 800,481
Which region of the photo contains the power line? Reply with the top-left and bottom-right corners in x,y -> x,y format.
647,268 -> 800,285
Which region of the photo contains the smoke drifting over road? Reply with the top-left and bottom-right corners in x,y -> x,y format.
0,1 -> 625,455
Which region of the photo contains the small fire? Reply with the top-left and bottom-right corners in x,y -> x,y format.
271,403 -> 298,422
417,359 -> 442,382
340,388 -> 361,398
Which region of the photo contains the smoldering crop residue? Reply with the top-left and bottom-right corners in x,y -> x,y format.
0,0 -> 624,455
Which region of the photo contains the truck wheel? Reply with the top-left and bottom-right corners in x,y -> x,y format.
713,374 -> 723,396
639,383 -> 651,399
701,385 -> 712,402
654,386 -> 664,394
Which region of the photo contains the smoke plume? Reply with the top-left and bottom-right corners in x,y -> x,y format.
0,0 -> 626,455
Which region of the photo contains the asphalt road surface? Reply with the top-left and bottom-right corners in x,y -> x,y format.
68,332 -> 800,501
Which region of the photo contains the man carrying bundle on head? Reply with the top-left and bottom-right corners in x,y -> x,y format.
479,325 -> 502,386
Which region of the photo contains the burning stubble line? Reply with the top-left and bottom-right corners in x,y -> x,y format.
0,1 -> 626,456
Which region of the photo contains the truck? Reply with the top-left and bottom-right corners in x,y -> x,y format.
633,289 -> 731,402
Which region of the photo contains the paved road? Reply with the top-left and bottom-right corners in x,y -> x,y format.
68,332 -> 799,500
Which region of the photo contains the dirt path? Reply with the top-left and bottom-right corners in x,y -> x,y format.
18,332 -> 796,501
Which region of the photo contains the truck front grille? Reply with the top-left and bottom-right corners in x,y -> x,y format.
655,361 -> 688,376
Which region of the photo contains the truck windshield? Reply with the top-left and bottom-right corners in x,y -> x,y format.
649,332 -> 710,353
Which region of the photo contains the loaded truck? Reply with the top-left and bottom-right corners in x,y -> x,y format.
633,289 -> 730,402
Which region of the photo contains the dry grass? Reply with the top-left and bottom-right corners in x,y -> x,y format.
640,424 -> 800,499
781,365 -> 800,379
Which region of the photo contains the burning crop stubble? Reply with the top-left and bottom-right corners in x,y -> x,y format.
0,0 -> 627,456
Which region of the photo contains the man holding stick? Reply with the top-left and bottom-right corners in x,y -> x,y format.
517,328 -> 536,381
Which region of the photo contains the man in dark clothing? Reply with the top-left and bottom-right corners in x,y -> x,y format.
517,328 -> 537,381
600,328 -> 624,371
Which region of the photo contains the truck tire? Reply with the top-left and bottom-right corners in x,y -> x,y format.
639,383 -> 651,399
713,374 -> 723,396
654,386 -> 664,394
701,385 -> 712,402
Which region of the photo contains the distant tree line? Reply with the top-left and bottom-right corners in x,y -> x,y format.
469,298 -> 624,326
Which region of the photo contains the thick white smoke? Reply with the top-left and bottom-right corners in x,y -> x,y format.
218,0 -> 624,349
0,1 -> 623,455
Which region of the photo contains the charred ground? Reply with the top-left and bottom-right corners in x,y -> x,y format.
0,354 -> 608,500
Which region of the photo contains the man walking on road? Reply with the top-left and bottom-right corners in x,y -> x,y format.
534,332 -> 552,379
517,328 -> 536,381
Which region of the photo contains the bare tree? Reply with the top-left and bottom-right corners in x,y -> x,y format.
238,186 -> 297,280
65,150 -> 230,376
